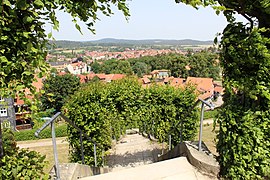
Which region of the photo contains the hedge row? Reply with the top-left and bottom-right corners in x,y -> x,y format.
64,77 -> 199,166
14,123 -> 67,141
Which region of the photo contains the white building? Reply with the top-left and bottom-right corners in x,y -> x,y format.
66,62 -> 91,75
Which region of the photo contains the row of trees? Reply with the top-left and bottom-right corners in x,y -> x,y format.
91,51 -> 221,79
63,78 -> 199,166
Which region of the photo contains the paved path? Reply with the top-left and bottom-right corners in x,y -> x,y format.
203,118 -> 214,125
17,137 -> 68,148
106,132 -> 164,172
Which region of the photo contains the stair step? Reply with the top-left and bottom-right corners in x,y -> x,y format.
80,157 -> 214,180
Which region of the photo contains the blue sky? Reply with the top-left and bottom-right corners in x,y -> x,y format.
45,0 -> 230,41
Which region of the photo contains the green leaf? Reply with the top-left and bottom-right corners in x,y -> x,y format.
75,23 -> 83,34
34,0 -> 44,8
48,32 -> 53,39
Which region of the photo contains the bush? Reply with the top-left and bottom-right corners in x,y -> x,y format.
15,123 -> 67,141
0,128 -> 48,179
0,149 -> 48,179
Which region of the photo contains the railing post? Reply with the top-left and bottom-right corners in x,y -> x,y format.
151,119 -> 154,137
51,122 -> 61,180
144,122 -> 146,133
102,149 -> 105,167
94,143 -> 97,167
198,102 -> 205,151
169,134 -> 172,151
180,119 -> 183,143
0,122 -> 4,158
80,131 -> 85,164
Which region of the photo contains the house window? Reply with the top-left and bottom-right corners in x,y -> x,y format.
0,108 -> 7,117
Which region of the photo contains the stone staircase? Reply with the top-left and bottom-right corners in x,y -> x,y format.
80,157 -> 215,180
52,131 -> 219,179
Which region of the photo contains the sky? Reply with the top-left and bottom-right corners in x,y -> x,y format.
45,0 -> 230,41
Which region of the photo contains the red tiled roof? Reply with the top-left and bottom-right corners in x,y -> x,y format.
150,70 -> 159,74
150,70 -> 169,75
186,77 -> 214,100
58,72 -> 67,76
170,78 -> 185,87
95,74 -> 106,79
214,86 -> 224,94
14,75 -> 45,105
199,91 -> 213,100
32,76 -> 44,92
186,77 -> 214,92
142,77 -> 151,84
77,75 -> 86,83
111,74 -> 125,81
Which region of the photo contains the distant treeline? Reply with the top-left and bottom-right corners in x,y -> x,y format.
48,38 -> 213,49
91,51 -> 220,79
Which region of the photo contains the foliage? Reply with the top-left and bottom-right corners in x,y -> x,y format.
132,61 -> 151,77
40,74 -> 80,112
92,52 -> 220,79
64,82 -> 113,166
0,128 -> 48,179
0,0 -> 129,103
174,0 -> 270,179
64,77 -> 198,166
216,24 -> 270,179
0,149 -> 48,179
139,85 -> 199,145
15,123 -> 67,141
2,128 -> 17,156
92,59 -> 133,75
203,109 -> 218,120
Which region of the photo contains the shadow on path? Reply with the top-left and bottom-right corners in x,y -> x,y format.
107,148 -> 162,168
106,133 -> 163,171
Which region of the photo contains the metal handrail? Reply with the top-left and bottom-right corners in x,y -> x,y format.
166,98 -> 214,151
35,112 -> 103,180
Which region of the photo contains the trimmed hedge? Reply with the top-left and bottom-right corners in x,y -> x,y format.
14,123 -> 67,141
64,77 -> 199,166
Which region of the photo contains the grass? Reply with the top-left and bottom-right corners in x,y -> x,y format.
18,138 -> 70,173
29,144 -> 70,173
17,137 -> 67,145
204,108 -> 219,120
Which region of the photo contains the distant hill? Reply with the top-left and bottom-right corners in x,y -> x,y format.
91,38 -> 213,45
50,38 -> 213,49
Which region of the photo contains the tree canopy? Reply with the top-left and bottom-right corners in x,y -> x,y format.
0,0 -> 129,99
40,74 -> 80,112
92,51 -> 221,79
